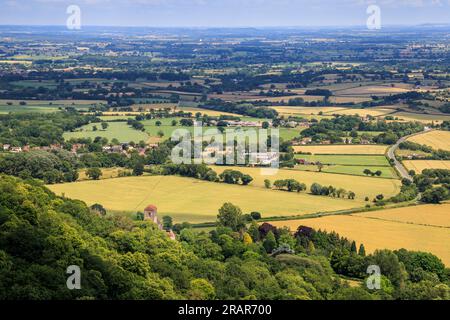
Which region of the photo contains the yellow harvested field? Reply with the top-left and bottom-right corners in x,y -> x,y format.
47,176 -> 364,223
336,85 -> 411,96
329,96 -> 372,103
394,113 -> 450,124
131,103 -> 178,110
269,206 -> 450,265
250,95 -> 323,103
270,106 -> 346,116
293,145 -> 388,155
0,99 -> 104,105
354,203 -> 450,228
407,130 -> 450,151
177,107 -> 240,117
77,167 -> 132,181
403,160 -> 450,173
212,166 -> 401,201
330,108 -> 393,117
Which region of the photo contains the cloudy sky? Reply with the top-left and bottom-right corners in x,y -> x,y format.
0,0 -> 449,27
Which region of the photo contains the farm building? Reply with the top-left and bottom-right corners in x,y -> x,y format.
144,204 -> 176,240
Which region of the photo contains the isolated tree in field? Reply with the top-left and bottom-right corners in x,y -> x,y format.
101,122 -> 109,130
317,162 -> 324,172
249,212 -> 261,220
171,119 -> 178,126
157,130 -> 165,138
217,202 -> 244,231
92,125 -> 98,131
363,169 -> 372,176
273,180 -> 286,190
348,191 -> 356,199
310,182 -> 322,195
241,174 -> 253,185
295,182 -> 307,193
336,188 -> 346,198
155,120 -> 162,126
376,194 -> 384,201
375,170 -> 382,177
132,162 -> 144,176
86,167 -> 102,180
264,179 -> 271,189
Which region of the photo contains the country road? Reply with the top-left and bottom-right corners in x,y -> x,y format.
386,129 -> 432,181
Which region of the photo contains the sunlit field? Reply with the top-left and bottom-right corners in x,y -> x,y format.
407,130 -> 450,151
293,145 -> 388,155
269,203 -> 450,265
47,175 -> 368,223
403,160 -> 450,173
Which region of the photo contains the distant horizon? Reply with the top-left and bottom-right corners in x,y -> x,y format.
1,23 -> 450,29
1,0 -> 449,28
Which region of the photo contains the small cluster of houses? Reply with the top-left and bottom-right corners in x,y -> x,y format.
293,137 -> 373,146
2,143 -> 63,153
248,152 -> 279,166
403,153 -> 427,160
202,145 -> 279,166
1,142 -> 158,158
102,143 -> 157,157
205,120 -> 264,127
279,120 -> 311,129
295,158 -> 322,166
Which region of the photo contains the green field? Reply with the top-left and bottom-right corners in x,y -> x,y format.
294,154 -> 390,166
293,154 -> 395,178
299,165 -> 396,178
47,175 -> 372,223
11,80 -> 58,89
64,121 -> 149,143
142,117 -> 300,141
0,99 -> 103,114
212,166 -> 401,200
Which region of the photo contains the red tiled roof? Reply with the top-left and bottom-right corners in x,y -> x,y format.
144,204 -> 157,212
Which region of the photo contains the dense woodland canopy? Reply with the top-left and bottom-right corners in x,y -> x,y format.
0,112 -> 97,147
0,175 -> 448,300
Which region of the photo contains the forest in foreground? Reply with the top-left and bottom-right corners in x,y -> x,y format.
0,174 -> 448,300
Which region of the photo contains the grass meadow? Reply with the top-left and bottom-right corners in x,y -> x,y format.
47,175 -> 367,223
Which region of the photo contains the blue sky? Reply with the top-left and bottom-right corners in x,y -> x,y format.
1,0 -> 449,27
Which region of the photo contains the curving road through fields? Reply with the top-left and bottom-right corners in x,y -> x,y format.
386,129 -> 432,181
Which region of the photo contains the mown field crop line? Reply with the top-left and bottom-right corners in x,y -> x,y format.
190,200 -> 421,229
